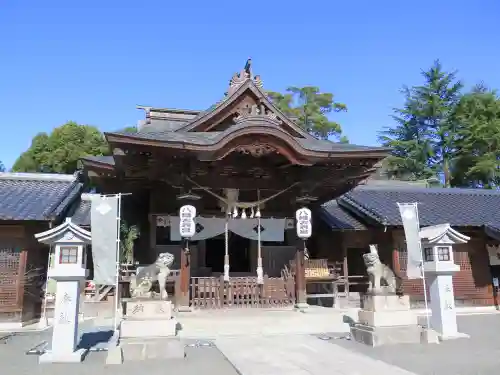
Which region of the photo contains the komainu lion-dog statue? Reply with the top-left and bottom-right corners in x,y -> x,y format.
363,245 -> 402,295
129,252 -> 174,300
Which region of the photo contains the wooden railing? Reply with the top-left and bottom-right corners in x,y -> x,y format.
190,276 -> 295,309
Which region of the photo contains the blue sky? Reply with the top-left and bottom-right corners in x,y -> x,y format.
1,1 -> 499,169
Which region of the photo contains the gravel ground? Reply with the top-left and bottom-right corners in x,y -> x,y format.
326,314 -> 500,375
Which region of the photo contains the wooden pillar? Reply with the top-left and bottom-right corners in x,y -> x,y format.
178,240 -> 191,311
16,250 -> 28,308
342,238 -> 349,296
149,214 -> 157,263
392,247 -> 401,274
294,243 -> 307,308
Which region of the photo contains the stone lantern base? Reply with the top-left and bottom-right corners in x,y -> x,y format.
39,348 -> 88,364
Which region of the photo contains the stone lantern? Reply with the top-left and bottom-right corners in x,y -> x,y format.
420,223 -> 470,340
34,218 -> 92,363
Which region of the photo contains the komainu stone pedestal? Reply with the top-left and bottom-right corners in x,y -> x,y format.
351,294 -> 421,347
120,300 -> 177,338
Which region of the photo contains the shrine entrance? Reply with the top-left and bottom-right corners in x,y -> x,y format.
81,59 -> 389,311
205,234 -> 251,274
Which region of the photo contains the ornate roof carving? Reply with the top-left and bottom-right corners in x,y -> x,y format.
227,58 -> 264,96
234,103 -> 282,124
233,143 -> 277,157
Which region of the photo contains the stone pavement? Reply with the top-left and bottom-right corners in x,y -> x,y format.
215,334 -> 417,375
3,309 -> 500,374
331,314 -> 500,375
0,331 -> 239,375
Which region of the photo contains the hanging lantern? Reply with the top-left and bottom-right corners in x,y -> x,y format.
233,207 -> 238,218
250,207 -> 255,218
255,207 -> 261,218
241,209 -> 247,219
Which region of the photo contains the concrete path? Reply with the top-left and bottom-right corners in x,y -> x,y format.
215,335 -> 418,375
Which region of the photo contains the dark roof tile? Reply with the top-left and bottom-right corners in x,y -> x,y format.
69,199 -> 91,227
0,173 -> 82,221
81,155 -> 115,165
321,200 -> 367,230
340,185 -> 500,227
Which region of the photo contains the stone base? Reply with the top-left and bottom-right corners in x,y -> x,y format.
420,328 -> 440,344
438,331 -> 470,341
177,305 -> 192,312
120,318 -> 177,338
363,294 -> 410,311
351,324 -> 422,347
124,300 -> 173,320
39,348 -> 88,364
358,310 -> 417,327
121,338 -> 186,361
106,346 -> 124,364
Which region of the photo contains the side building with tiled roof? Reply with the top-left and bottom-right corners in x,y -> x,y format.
0,172 -> 83,328
319,182 -> 500,306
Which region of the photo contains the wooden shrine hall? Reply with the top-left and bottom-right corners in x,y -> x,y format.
80,59 -> 390,309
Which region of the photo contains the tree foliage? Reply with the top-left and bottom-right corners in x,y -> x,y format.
0,161 -> 4,172
378,87 -> 435,181
12,121 -> 109,174
268,86 -> 348,142
380,60 -> 500,188
452,87 -> 500,188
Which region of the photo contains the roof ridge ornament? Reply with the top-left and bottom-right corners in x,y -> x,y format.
227,58 -> 264,96
234,103 -> 282,124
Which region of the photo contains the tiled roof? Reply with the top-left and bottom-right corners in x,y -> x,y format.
107,122 -> 387,154
339,185 -> 500,227
485,224 -> 500,241
320,200 -> 367,230
81,155 -> 115,165
68,198 -> 91,227
0,173 -> 82,221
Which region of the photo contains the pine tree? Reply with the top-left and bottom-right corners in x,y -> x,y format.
378,60 -> 463,185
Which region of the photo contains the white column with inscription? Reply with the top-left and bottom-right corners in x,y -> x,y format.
50,270 -> 85,356
34,218 -> 92,363
420,224 -> 470,341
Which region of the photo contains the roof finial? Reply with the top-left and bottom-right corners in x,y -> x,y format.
244,58 -> 252,77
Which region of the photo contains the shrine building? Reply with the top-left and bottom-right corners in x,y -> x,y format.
77,59 -> 389,308
2,60 -> 500,326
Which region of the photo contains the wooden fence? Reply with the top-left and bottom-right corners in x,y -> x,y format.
190,276 -> 295,309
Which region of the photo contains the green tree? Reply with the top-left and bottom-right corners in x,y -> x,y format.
0,161 -> 4,172
378,60 -> 463,185
451,86 -> 500,188
413,60 -> 463,187
13,121 -> 109,174
378,88 -> 435,181
268,86 -> 348,141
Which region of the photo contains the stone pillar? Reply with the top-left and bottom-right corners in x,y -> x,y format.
51,280 -> 81,354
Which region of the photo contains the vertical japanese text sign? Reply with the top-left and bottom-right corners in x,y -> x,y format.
296,208 -> 312,239
179,205 -> 196,238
